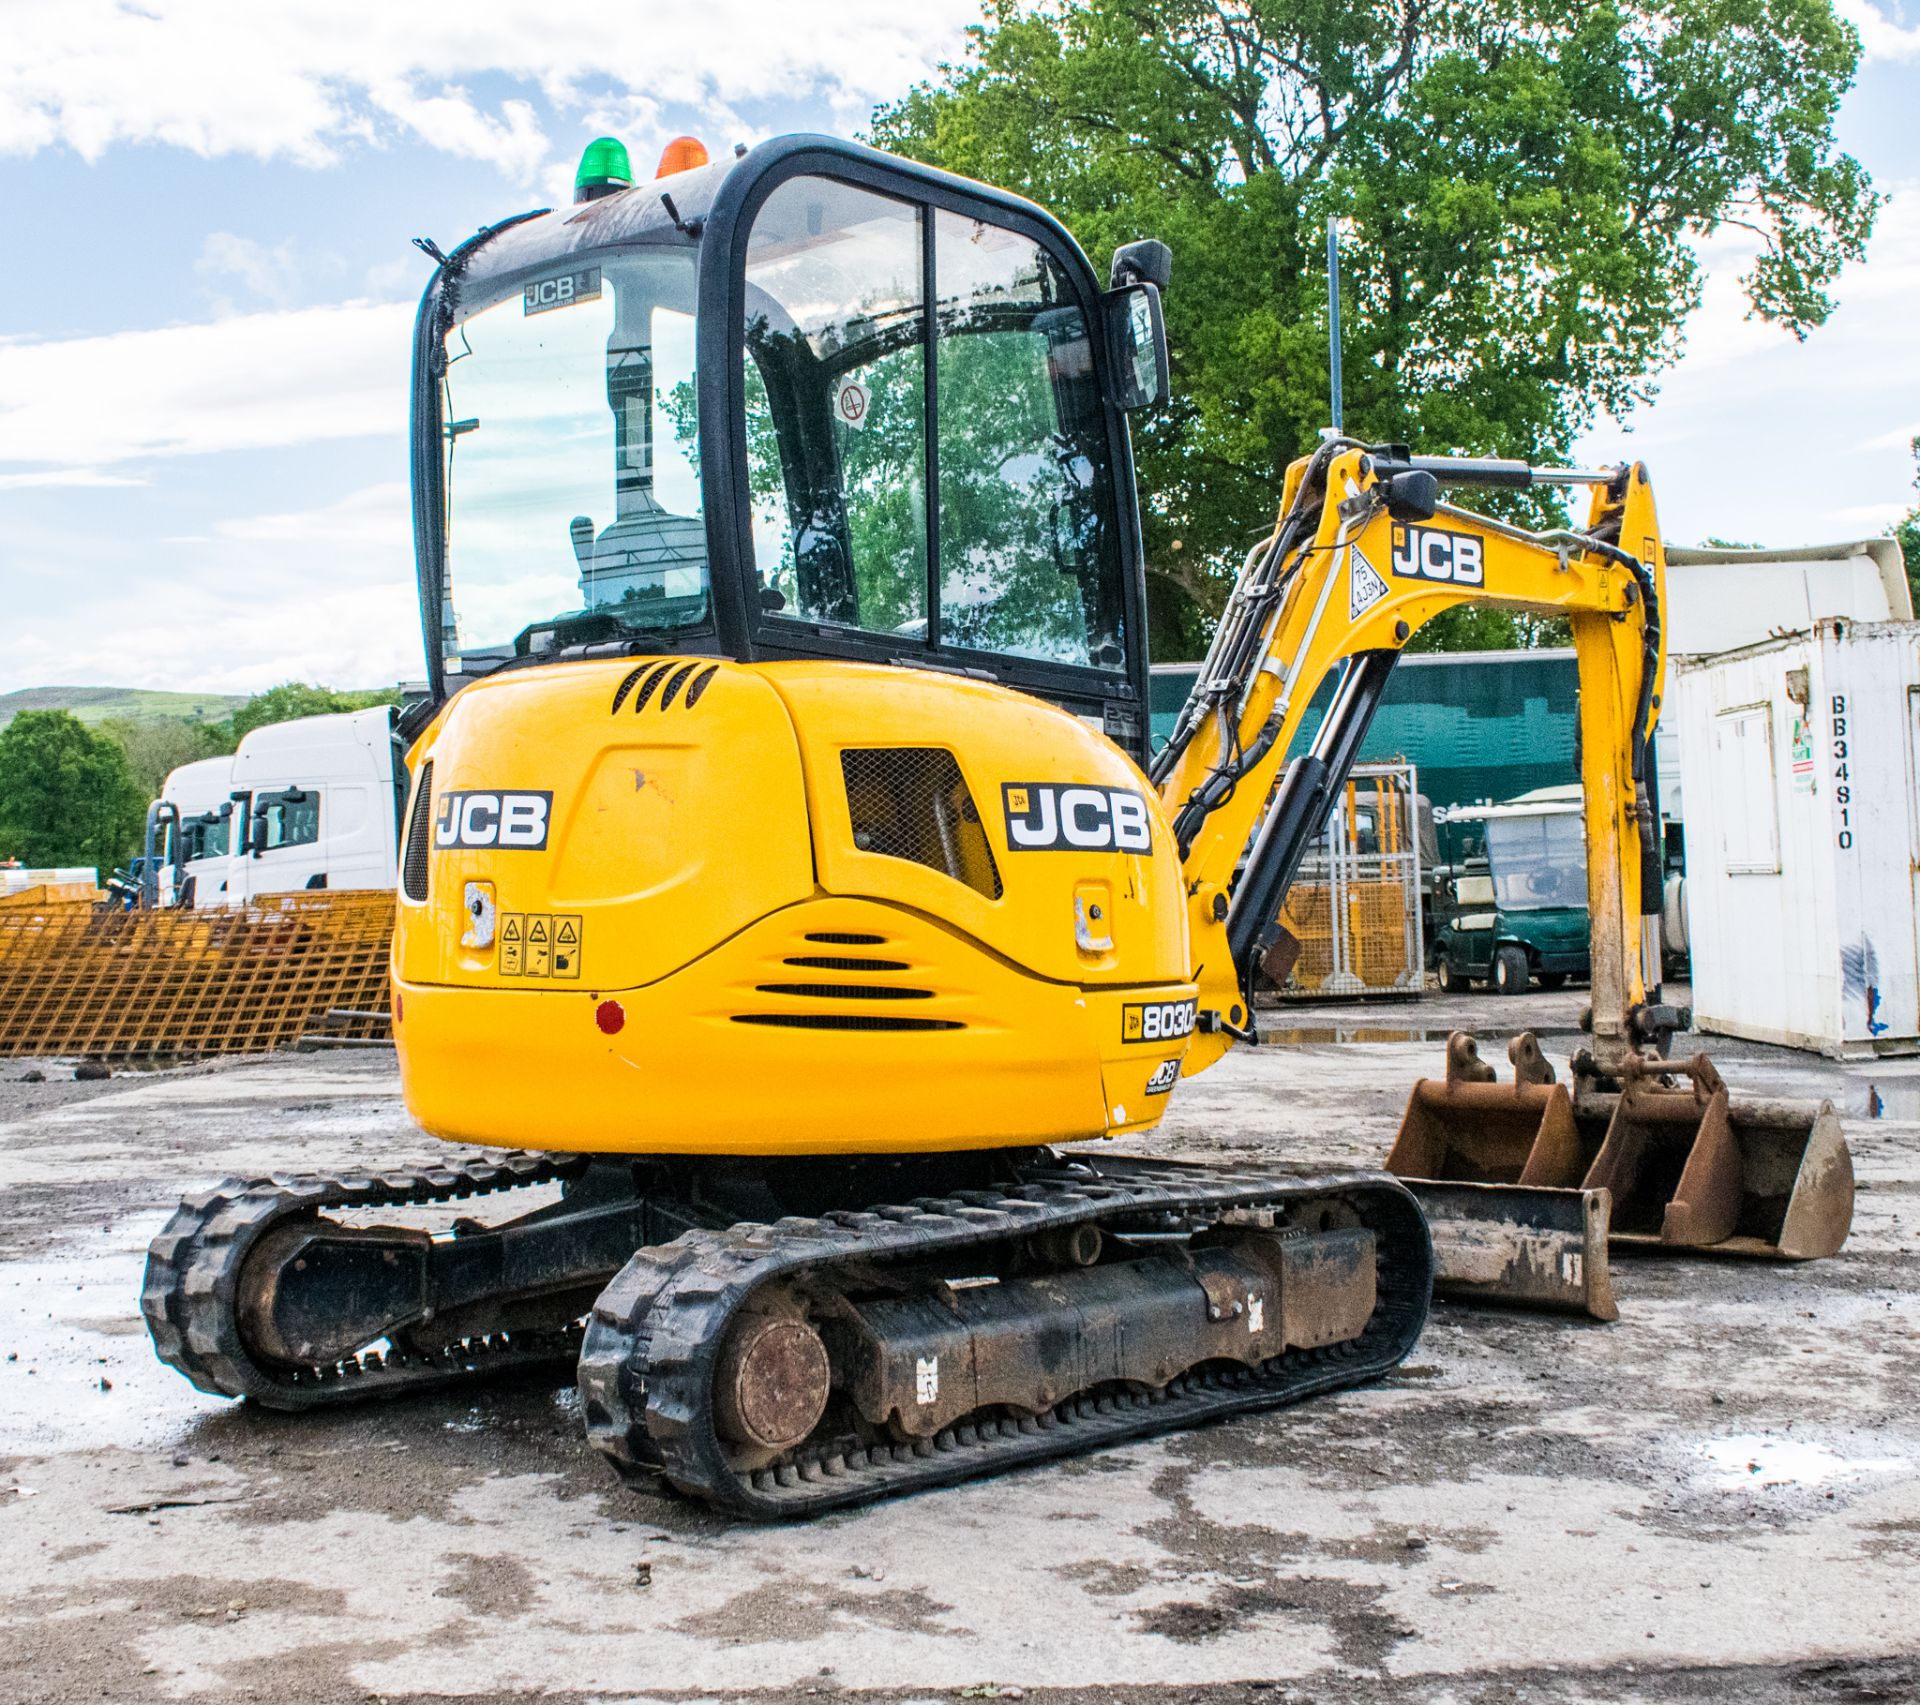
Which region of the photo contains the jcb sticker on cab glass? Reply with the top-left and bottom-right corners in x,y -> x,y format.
1002,783 -> 1153,853
1390,524 -> 1484,586
523,267 -> 601,315
435,790 -> 553,851
1121,998 -> 1198,1045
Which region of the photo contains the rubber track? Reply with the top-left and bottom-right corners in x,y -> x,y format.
141,1150 -> 592,1408
578,1159 -> 1432,1519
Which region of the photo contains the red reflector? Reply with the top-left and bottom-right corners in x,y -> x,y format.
595,999 -> 626,1035
393,992 -> 403,1024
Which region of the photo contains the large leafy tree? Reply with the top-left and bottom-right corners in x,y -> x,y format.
226,682 -> 397,743
872,0 -> 1878,654
0,711 -> 147,871
99,716 -> 229,800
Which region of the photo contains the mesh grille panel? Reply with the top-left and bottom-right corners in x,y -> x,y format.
401,760 -> 434,902
839,749 -> 1002,900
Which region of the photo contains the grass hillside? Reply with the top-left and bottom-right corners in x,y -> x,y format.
0,686 -> 248,729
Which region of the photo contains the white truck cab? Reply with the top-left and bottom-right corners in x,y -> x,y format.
152,707 -> 404,906
160,753 -> 240,905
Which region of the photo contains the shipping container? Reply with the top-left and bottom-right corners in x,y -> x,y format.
1675,618 -> 1920,1057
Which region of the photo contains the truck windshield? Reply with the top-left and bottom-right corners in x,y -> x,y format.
439,247 -> 705,665
1485,813 -> 1586,911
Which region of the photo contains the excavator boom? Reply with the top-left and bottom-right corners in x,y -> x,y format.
1151,440 -> 1850,1313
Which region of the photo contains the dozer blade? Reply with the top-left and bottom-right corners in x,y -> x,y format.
1385,1033 -> 1854,1317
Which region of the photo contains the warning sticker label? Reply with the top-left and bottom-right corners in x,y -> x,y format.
1348,543 -> 1389,621
496,912 -> 583,980
553,915 -> 582,978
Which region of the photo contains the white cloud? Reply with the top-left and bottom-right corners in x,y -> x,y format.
196,232 -> 306,309
6,481 -> 422,693
209,480 -> 410,548
0,3 -> 980,183
0,469 -> 148,490
9,578 -> 423,696
1837,0 -> 1920,60
0,300 -> 413,472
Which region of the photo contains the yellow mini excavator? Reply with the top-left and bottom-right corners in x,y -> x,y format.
143,133 -> 1850,1517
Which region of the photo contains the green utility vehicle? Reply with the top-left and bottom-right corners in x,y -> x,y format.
1430,786 -> 1589,995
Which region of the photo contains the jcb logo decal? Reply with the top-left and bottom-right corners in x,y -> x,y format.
1122,999 -> 1198,1045
523,267 -> 601,315
1145,1058 -> 1181,1095
1003,783 -> 1152,853
435,790 -> 553,850
1391,524 -> 1483,586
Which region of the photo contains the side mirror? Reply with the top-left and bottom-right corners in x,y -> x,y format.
1109,238 -> 1172,291
1104,282 -> 1168,413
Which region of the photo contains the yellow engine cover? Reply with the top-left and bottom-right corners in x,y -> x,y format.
392,658 -> 1196,1155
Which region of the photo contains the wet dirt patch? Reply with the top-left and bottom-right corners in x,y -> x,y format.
1134,1575 -> 1410,1668
434,1550 -> 541,1618
0,1572 -> 357,1705
672,1576 -> 968,1643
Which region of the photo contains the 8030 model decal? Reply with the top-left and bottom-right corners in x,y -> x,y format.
1002,783 -> 1153,852
1122,998 -> 1198,1045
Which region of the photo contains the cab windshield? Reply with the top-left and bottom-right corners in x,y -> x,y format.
1485,813 -> 1586,911
439,247 -> 706,664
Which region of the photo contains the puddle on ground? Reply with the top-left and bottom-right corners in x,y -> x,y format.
1700,1435 -> 1911,1491
0,1214 -> 230,1454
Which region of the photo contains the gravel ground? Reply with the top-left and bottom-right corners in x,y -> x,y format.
0,987 -> 1915,1703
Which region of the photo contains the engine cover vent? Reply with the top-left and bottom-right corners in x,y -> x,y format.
401,759 -> 434,901
611,661 -> 722,715
839,748 -> 1003,900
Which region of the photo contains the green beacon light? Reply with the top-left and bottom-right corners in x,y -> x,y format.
574,136 -> 633,204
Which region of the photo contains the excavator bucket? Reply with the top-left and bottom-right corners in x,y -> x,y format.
1575,1057 -> 1854,1259
1385,1033 -> 1854,1319
1385,1035 -> 1616,1318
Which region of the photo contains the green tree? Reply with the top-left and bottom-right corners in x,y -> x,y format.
1893,435 -> 1920,613
99,716 -> 229,801
872,0 -> 1879,656
225,683 -> 398,744
0,710 -> 147,871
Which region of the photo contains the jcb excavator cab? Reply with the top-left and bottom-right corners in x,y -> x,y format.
413,134 -> 1167,753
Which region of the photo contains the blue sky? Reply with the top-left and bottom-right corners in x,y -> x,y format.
2,0 -> 1917,694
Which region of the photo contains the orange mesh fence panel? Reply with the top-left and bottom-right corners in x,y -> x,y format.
0,892 -> 394,1058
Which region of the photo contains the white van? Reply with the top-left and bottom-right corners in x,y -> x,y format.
152,707 -> 404,906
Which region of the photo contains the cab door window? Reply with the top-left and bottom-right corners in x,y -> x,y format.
933,211 -> 1121,669
739,174 -> 1124,674
743,178 -> 927,636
